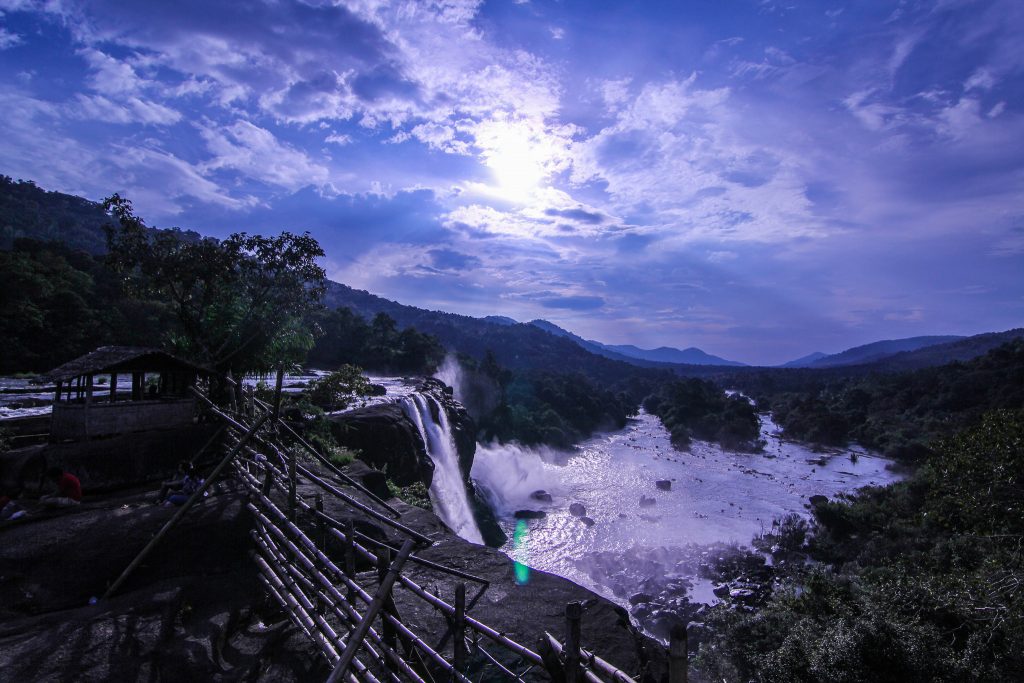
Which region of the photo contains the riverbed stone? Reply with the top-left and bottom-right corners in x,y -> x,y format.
569,502 -> 586,517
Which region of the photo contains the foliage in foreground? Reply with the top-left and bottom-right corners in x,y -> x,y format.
698,410 -> 1024,682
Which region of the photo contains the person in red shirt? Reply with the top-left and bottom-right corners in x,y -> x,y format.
41,466 -> 82,507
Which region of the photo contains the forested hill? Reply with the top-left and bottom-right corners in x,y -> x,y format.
323,281 -> 694,385
0,176 -> 109,253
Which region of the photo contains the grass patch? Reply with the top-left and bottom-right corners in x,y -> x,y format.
387,480 -> 432,510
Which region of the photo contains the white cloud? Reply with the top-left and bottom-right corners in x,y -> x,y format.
0,26 -> 22,49
200,120 -> 330,191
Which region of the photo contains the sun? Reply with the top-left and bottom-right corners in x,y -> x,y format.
476,118 -> 553,202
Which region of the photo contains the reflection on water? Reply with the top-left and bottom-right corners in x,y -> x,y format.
473,410 -> 901,605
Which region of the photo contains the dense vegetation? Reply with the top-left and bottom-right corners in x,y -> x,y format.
643,379 -> 762,451
0,238 -> 173,373
438,351 -> 640,447
729,341 -> 1024,458
105,195 -> 327,376
1,176 -> 118,254
307,307 -> 444,375
699,409 -> 1024,682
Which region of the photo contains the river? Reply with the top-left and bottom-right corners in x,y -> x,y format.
471,409 -> 900,611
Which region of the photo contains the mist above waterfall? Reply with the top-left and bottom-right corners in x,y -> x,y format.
472,442 -> 565,516
433,354 -> 500,421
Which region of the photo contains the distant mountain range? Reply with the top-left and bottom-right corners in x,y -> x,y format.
783,336 -> 966,368
527,319 -> 745,366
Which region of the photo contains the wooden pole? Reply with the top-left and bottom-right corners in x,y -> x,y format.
272,365 -> 285,421
327,539 -> 415,683
345,518 -> 356,606
453,583 -> 467,676
110,373 -> 117,402
565,602 -> 582,683
669,625 -> 688,683
376,547 -> 398,675
102,408 -> 273,599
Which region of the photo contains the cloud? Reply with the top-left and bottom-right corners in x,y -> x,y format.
0,26 -> 22,49
543,207 -> 606,224
200,121 -> 330,192
428,248 -> 481,271
539,295 -> 605,310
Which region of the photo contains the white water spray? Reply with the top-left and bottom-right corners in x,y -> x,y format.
471,442 -> 564,516
401,394 -> 484,544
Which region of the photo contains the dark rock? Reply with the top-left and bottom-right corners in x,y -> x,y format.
569,502 -> 586,517
629,593 -> 654,606
513,509 -> 547,520
639,495 -> 656,507
0,424 -> 221,495
580,516 -> 596,527
530,490 -> 553,503
366,383 -> 387,396
809,494 -> 828,507
329,402 -> 433,487
470,483 -> 507,548
655,480 -> 671,491
343,459 -> 391,502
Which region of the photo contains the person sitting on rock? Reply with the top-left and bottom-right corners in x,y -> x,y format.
155,460 -> 205,506
40,467 -> 82,507
1,487 -> 27,520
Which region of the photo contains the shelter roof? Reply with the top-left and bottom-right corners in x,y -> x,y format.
45,346 -> 210,382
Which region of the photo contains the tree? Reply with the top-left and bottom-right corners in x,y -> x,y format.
103,194 -> 326,376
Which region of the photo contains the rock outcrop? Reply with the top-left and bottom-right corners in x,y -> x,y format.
328,402 -> 433,487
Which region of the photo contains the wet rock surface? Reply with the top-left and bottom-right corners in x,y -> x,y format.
577,544 -> 777,652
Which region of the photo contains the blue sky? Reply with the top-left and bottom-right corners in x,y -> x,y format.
0,0 -> 1021,365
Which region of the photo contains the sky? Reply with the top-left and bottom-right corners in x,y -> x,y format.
0,0 -> 1022,365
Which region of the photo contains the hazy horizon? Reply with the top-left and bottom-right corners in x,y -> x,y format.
1,1 -> 1022,365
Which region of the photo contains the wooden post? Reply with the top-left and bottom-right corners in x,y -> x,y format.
376,547 -> 398,669
453,583 -> 467,676
327,539 -> 415,683
564,602 -> 582,683
272,365 -> 285,421
54,381 -> 62,403
84,374 -> 93,438
669,625 -> 688,683
288,447 -> 297,522
345,518 -> 356,606
315,493 -> 326,617
110,373 -> 117,402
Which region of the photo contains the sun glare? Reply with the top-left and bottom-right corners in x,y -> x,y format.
477,118 -> 553,202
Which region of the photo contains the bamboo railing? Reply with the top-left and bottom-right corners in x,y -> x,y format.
103,377 -> 677,682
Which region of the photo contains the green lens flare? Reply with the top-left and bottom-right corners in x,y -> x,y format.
513,519 -> 530,585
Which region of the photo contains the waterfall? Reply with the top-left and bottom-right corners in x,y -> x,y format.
401,394 -> 484,544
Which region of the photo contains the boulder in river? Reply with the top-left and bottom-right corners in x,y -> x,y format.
569,502 -> 587,517
655,480 -> 671,491
809,494 -> 829,507
580,516 -> 596,527
639,495 -> 656,507
513,509 -> 547,520
530,490 -> 553,503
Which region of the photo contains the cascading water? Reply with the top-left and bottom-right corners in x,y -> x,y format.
401,393 -> 484,544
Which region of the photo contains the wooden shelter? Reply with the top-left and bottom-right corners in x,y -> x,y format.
45,346 -> 211,441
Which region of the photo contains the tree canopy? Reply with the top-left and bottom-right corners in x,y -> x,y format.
103,194 -> 326,376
